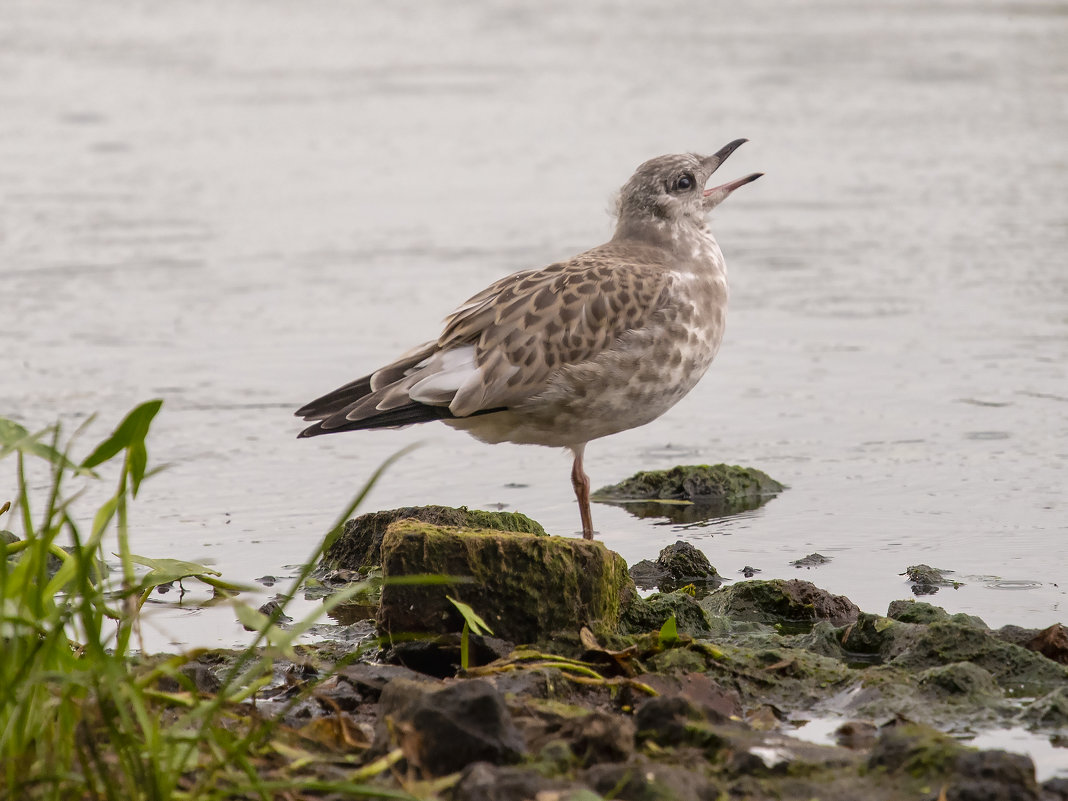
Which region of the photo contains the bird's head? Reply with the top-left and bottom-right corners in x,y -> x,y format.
614,139 -> 761,237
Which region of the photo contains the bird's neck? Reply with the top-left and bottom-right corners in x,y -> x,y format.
611,215 -> 719,266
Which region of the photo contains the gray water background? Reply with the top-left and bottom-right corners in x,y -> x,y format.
3,0 -> 1067,664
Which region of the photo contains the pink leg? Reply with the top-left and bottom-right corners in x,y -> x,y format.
570,445 -> 594,540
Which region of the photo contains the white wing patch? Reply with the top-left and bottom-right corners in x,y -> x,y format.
407,346 -> 480,405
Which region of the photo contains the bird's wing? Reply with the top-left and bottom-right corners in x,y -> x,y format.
297,243 -> 677,432
437,243 -> 676,416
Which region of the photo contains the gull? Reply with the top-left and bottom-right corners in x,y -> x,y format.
296,140 -> 761,540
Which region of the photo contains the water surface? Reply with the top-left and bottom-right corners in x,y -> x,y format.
2,1 -> 1066,660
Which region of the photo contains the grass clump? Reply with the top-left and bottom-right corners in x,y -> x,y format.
0,402 -> 415,801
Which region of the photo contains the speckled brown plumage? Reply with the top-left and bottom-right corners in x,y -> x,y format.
297,140 -> 762,540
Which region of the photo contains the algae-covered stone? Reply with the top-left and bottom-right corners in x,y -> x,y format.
918,662 -> 1001,703
903,564 -> 961,591
322,505 -> 546,570
376,521 -> 632,643
596,463 -> 784,503
889,621 -> 1068,691
1021,686 -> 1068,729
867,723 -> 963,779
887,599 -> 986,628
619,590 -> 712,637
628,540 -> 722,593
700,579 -> 860,627
839,613 -> 923,660
593,464 -> 784,523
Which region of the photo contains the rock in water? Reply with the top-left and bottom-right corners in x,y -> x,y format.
376,519 -> 633,643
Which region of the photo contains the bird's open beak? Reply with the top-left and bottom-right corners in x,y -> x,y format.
701,139 -> 762,210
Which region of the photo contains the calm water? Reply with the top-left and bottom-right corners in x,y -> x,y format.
3,0 -> 1066,665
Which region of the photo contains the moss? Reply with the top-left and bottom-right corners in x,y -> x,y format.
376,521 -> 633,643
866,723 -> 963,780
917,662 -> 1000,702
595,464 -> 783,506
650,647 -> 708,674
887,599 -> 986,628
889,621 -> 1068,690
619,591 -> 712,637
321,505 -> 546,570
700,579 -> 859,626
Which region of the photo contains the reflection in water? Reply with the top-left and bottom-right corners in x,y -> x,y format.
596,493 -> 778,526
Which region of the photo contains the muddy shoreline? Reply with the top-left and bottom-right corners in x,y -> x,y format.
171,500 -> 1068,800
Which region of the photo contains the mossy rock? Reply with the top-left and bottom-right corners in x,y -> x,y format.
376,521 -> 633,643
619,590 -> 713,637
629,541 -> 722,593
593,464 -> 784,522
700,579 -> 860,627
867,723 -> 963,780
917,662 -> 1001,703
887,599 -> 986,628
839,613 -> 923,660
322,505 -> 546,571
889,621 -> 1068,691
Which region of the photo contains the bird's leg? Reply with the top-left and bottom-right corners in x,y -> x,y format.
570,445 -> 594,540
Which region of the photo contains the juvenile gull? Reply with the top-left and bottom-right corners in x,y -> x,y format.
297,140 -> 761,540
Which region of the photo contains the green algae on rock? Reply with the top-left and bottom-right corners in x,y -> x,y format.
887,599 -> 987,628
592,463 -> 784,522
628,540 -> 723,593
376,520 -> 632,644
321,505 -> 546,571
701,578 -> 860,627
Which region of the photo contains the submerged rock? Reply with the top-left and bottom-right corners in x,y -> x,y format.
700,579 -> 861,627
790,552 -> 831,568
628,540 -> 723,593
593,463 -> 784,523
376,520 -> 632,643
903,564 -> 962,593
322,505 -> 546,570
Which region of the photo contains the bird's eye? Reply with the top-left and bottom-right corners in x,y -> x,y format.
673,173 -> 695,192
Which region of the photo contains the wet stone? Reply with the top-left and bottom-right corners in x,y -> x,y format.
335,662 -> 428,701
700,578 -> 860,626
557,709 -> 635,764
620,590 -> 712,637
917,662 -> 1001,701
583,758 -> 722,801
628,540 -> 722,593
835,720 -> 879,750
452,762 -> 586,801
866,723 -> 963,778
157,659 -> 221,694
1024,623 -> 1068,665
375,678 -> 524,777
790,552 -> 831,568
1021,686 -> 1068,729
947,749 -> 1040,801
889,621 -> 1068,689
594,464 -> 784,524
839,613 -> 923,659
887,599 -> 986,628
634,695 -> 730,751
635,672 -> 743,721
904,564 -> 961,592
